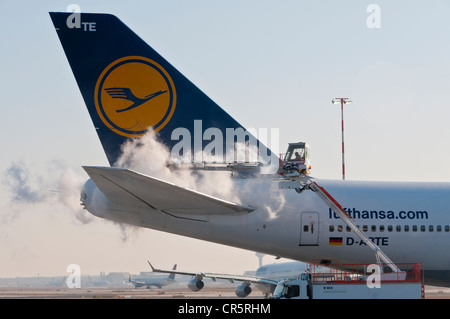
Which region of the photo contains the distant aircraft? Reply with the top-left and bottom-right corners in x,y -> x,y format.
148,261 -> 275,297
129,264 -> 177,289
50,12 -> 450,287
148,260 -> 318,297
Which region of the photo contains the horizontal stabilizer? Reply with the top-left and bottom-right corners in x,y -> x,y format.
83,166 -> 254,216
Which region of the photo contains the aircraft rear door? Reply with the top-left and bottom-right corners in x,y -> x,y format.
299,212 -> 319,246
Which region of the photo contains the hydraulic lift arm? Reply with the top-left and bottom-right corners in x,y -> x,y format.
280,177 -> 400,273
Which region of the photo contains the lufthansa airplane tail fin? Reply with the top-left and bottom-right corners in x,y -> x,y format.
50,12 -> 277,168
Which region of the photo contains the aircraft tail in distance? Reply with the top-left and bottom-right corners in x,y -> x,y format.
168,264 -> 177,280
50,12 -> 277,168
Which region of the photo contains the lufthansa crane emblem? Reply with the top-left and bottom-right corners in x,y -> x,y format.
94,56 -> 177,137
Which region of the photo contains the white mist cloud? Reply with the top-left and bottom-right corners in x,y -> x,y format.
114,130 -> 247,204
0,133 -> 286,277
1,160 -> 93,225
2,161 -> 46,204
114,129 -> 286,219
56,164 -> 94,225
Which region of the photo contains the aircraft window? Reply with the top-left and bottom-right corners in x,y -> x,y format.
363,225 -> 368,232
371,225 -> 376,232
304,225 -> 309,232
338,225 -> 343,232
420,225 -> 426,232
329,225 -> 334,232
446,225 -> 450,232
284,151 -> 292,162
286,148 -> 306,162
412,225 -> 417,232
437,225 -> 442,232
346,226 -> 351,232
287,285 -> 300,298
396,225 -> 401,232
380,225 -> 385,232
404,225 -> 409,232
429,225 -> 434,232
387,225 -> 393,232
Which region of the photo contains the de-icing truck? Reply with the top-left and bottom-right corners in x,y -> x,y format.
271,262 -> 424,299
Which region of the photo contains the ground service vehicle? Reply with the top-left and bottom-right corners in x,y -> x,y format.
272,263 -> 424,299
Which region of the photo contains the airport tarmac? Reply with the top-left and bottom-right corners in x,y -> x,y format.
0,286 -> 246,299
0,285 -> 449,299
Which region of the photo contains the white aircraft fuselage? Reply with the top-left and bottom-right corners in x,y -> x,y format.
82,176 -> 450,287
130,276 -> 174,289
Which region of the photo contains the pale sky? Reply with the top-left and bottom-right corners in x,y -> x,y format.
1,0 -> 450,278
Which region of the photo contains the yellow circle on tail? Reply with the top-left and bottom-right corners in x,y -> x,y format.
94,56 -> 176,137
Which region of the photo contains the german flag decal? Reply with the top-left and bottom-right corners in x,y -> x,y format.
329,237 -> 343,245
